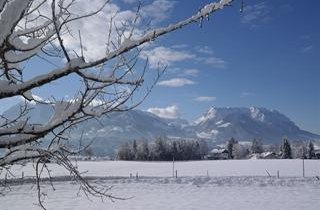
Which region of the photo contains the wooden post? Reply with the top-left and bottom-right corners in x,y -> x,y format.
302,158 -> 305,178
172,157 -> 175,178
130,173 -> 132,178
265,169 -> 271,178
175,170 -> 178,178
277,170 -> 280,179
207,170 -> 209,177
136,172 -> 138,179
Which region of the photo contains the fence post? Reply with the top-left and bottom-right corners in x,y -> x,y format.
302,158 -> 305,178
277,170 -> 280,179
175,170 -> 178,178
172,157 -> 175,178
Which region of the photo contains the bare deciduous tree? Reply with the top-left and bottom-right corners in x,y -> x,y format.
0,0 -> 234,208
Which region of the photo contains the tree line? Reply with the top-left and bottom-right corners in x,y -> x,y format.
117,136 -> 318,161
226,138 -> 318,159
117,137 -> 209,161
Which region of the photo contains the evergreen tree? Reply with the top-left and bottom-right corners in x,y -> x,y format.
250,139 -> 263,154
307,141 -> 316,159
132,140 -> 138,160
117,143 -> 132,160
281,138 -> 292,159
199,139 -> 209,159
232,143 -> 241,159
136,141 -> 149,160
297,143 -> 307,159
172,141 -> 178,159
194,141 -> 201,160
227,137 -> 237,159
154,137 -> 167,160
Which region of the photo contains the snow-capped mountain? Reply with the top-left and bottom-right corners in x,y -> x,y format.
193,107 -> 319,144
2,103 -> 319,155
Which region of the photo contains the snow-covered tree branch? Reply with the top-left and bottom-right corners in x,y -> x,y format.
0,0 -> 233,207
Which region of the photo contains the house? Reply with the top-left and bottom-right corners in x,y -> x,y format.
249,152 -> 278,159
205,148 -> 229,160
260,152 -> 278,159
315,149 -> 320,159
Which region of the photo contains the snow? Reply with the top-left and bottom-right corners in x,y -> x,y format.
250,106 -> 265,122
0,79 -> 11,92
194,107 -> 216,125
0,1 -> 31,46
1,160 -> 320,210
67,57 -> 85,68
210,148 -> 226,153
218,122 -> 231,128
2,177 -> 320,210
4,159 -> 320,179
22,90 -> 33,101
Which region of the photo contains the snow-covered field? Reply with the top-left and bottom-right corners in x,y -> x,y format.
2,160 -> 320,210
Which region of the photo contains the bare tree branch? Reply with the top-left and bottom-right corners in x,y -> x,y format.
0,0 -> 234,208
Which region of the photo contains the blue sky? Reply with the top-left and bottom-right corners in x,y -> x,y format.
1,0 -> 319,134
138,0 -> 320,134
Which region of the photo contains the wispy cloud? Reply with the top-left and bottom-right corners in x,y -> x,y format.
122,0 -> 137,3
193,46 -> 227,68
157,78 -> 195,87
141,46 -> 194,69
196,56 -> 226,68
194,96 -> 216,102
141,0 -> 176,24
241,2 -> 271,26
302,45 -> 314,53
203,56 -> 226,68
240,91 -> 254,98
147,105 -> 180,119
195,46 -> 214,55
183,69 -> 199,77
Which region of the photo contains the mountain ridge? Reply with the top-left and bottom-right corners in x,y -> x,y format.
2,103 -> 319,155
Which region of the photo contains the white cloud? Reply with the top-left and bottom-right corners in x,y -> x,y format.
194,96 -> 216,102
122,0 -> 137,3
171,44 -> 188,49
34,0 -> 176,62
141,46 -> 194,69
241,2 -> 271,26
141,0 -> 176,23
302,45 -> 314,53
184,69 -> 199,77
38,1 -> 138,61
205,57 -> 226,68
197,56 -> 226,68
196,46 -> 214,55
147,105 -> 180,119
193,46 -> 226,68
240,91 -> 254,98
157,78 -> 195,87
